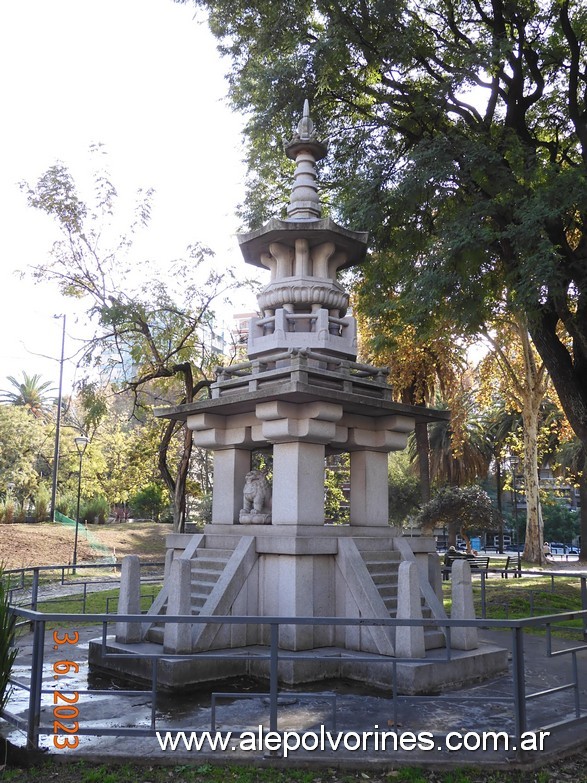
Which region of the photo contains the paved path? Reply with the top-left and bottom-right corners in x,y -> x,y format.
4,622 -> 587,769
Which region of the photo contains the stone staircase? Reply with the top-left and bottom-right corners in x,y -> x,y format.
360,549 -> 445,650
145,545 -> 233,645
189,547 -> 233,613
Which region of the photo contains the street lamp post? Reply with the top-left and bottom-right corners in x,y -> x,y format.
72,435 -> 89,574
50,314 -> 66,523
510,456 -> 521,574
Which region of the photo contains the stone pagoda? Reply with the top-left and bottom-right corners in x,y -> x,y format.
92,103 -> 507,693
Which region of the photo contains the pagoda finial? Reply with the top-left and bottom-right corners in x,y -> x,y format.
284,101 -> 327,221
298,99 -> 313,139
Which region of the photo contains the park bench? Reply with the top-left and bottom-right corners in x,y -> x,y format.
500,555 -> 521,578
442,554 -> 490,580
468,556 -> 490,571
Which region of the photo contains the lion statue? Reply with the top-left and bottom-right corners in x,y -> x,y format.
242,470 -> 272,514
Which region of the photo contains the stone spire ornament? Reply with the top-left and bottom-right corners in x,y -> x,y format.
238,101 -> 369,360
284,99 -> 327,220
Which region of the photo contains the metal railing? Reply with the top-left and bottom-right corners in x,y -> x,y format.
3,606 -> 587,759
3,561 -> 164,613
473,568 -> 587,634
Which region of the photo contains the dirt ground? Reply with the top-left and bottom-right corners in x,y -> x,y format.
0,521 -> 168,570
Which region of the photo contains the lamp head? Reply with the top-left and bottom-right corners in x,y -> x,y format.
74,435 -> 89,456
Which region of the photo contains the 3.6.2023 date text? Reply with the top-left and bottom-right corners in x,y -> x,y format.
51,629 -> 80,750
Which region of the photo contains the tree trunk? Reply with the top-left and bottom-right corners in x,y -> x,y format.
521,407 -> 545,564
172,425 -> 193,534
415,421 -> 431,505
158,419 -> 193,534
496,457 -> 504,552
579,449 -> 587,563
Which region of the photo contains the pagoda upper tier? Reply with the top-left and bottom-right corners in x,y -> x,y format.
238,101 -> 368,361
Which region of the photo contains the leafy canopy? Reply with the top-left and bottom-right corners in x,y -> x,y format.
185,0 -> 587,450
21,155 -> 242,531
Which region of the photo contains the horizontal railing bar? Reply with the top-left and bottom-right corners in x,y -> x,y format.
546,644 -> 587,657
3,561 -> 164,576
39,687 -> 152,698
10,608 -> 587,628
525,683 -> 577,700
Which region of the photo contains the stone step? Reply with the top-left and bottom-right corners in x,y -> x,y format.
190,569 -> 221,584
424,628 -> 446,649
191,557 -> 228,571
190,582 -> 214,597
361,551 -> 401,565
378,584 -> 398,599
146,626 -> 164,644
371,572 -> 397,586
383,596 -> 432,612
195,548 -> 232,560
367,567 -> 399,581
188,546 -> 232,614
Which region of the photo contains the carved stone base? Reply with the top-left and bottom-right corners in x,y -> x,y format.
238,511 -> 272,525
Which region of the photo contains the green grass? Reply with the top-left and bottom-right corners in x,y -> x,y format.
443,574 -> 586,636
2,759 -> 587,783
34,583 -> 162,617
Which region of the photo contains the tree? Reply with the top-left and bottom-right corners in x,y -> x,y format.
542,498 -> 580,546
1,373 -> 54,418
477,314 -> 551,562
186,0 -> 587,558
0,406 -> 49,505
22,160 -> 240,532
387,451 -> 421,526
425,393 -> 492,489
356,308 -> 466,504
416,485 -> 498,553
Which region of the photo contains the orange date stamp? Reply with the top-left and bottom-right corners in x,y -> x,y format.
51,630 -> 80,749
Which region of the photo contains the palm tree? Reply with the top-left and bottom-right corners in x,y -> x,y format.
0,372 -> 54,418
412,394 -> 492,488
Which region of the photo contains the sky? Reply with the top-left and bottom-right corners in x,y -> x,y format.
0,0 -> 256,394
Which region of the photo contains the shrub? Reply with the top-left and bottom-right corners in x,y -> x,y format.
3,501 -> 14,525
0,569 -> 17,712
130,484 -> 168,522
34,486 -> 50,522
55,493 -> 78,520
81,495 -> 110,524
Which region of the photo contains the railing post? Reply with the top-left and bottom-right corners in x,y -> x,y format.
26,618 -> 45,750
511,625 -> 526,742
151,658 -> 158,731
30,569 -> 40,612
572,651 -> 580,718
581,577 -> 587,641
